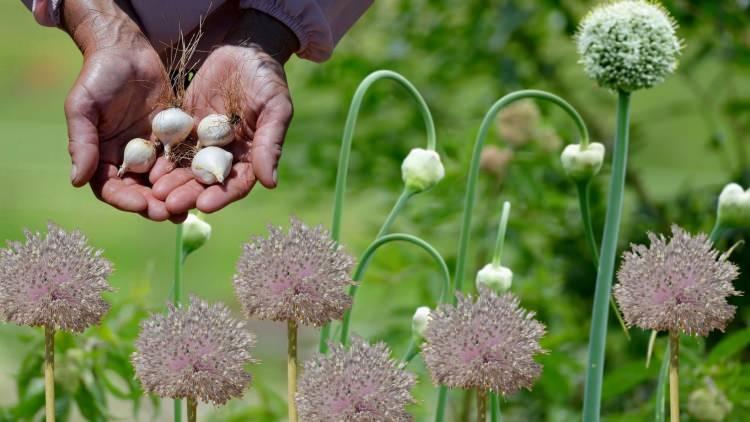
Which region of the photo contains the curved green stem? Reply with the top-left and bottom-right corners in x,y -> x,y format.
340,233 -> 451,345
576,182 -> 631,341
491,202 -> 511,266
401,337 -> 420,363
320,69 -> 436,354
173,224 -> 185,422
709,221 -> 724,243
453,90 -> 589,297
583,90 -> 631,421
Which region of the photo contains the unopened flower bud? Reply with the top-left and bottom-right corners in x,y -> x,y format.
476,263 -> 513,293
560,142 -> 605,182
412,306 -> 432,338
182,213 -> 211,255
401,148 -> 445,192
717,183 -> 750,228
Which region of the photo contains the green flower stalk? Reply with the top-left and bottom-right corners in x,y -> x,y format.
171,212 -> 211,421
319,69 -> 439,353
576,1 -> 682,418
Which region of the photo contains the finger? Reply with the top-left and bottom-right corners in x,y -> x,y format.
165,179 -> 204,215
144,193 -> 171,222
152,167 -> 195,200
197,162 -> 255,213
169,213 -> 189,224
90,164 -> 148,213
252,94 -> 293,189
65,90 -> 100,187
149,156 -> 176,185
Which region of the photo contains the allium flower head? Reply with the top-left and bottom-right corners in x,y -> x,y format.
576,0 -> 681,91
233,217 -> 355,326
132,296 -> 255,405
614,225 -> 741,336
0,223 -> 113,332
421,289 -> 546,395
297,337 -> 416,421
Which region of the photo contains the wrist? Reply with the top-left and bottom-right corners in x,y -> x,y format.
62,0 -> 148,55
224,9 -> 300,64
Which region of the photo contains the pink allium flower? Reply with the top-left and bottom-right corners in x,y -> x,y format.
297,337 -> 416,421
132,296 -> 255,405
614,225 -> 741,336
0,223 -> 113,332
421,289 -> 546,395
233,217 -> 355,326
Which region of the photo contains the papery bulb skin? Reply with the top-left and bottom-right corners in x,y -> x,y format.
576,0 -> 681,92
476,263 -> 513,293
560,142 -> 605,182
118,138 -> 157,177
717,183 -> 750,228
191,147 -> 233,185
401,148 -> 445,192
197,114 -> 234,148
182,213 -> 211,255
412,306 -> 432,339
152,108 -> 194,155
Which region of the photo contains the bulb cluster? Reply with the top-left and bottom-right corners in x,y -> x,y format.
119,108 -> 238,186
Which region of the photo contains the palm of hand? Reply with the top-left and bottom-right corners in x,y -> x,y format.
66,47 -> 177,221
153,45 -> 293,215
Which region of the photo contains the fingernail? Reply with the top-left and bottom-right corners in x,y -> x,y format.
272,168 -> 278,185
70,164 -> 78,184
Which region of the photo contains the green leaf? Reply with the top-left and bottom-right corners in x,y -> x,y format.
602,360 -> 659,402
74,383 -> 107,422
654,342 -> 669,422
15,350 -> 43,398
705,328 -> 750,366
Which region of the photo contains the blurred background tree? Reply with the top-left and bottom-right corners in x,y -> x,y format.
0,0 -> 749,420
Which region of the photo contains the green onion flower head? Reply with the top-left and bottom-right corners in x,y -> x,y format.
576,0 -> 681,91
717,183 -> 750,229
182,212 -> 211,256
401,148 -> 445,192
475,263 -> 513,293
560,142 -> 605,182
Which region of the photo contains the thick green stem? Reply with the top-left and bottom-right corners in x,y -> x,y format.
321,69 -> 435,354
491,202 -> 511,266
187,397 -> 197,422
173,224 -> 185,422
576,182 -> 630,341
44,326 -> 55,422
340,233 -> 451,345
288,320 -> 298,422
435,387 -> 448,422
669,331 -> 680,422
476,389 -> 487,422
582,91 -> 631,421
490,393 -> 501,422
454,90 -> 589,298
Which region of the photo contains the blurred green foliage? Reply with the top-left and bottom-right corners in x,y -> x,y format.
1,0 -> 750,421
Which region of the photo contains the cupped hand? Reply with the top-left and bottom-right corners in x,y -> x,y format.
153,44 -> 293,215
63,1 -> 185,222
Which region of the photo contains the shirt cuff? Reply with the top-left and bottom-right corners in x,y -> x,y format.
239,0 -> 334,62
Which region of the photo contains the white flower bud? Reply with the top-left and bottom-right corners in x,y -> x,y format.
411,306 -> 432,338
476,263 -> 513,293
560,142 -> 605,182
401,148 -> 445,192
182,213 -> 212,256
152,108 -> 194,155
191,146 -> 233,185
576,0 -> 681,91
717,183 -> 750,228
118,138 -> 157,177
197,114 -> 234,148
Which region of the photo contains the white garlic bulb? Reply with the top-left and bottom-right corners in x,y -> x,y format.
197,114 -> 234,148
118,138 -> 157,177
191,146 -> 233,185
152,108 -> 194,155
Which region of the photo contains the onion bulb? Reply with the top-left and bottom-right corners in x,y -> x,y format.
197,114 -> 234,148
118,138 -> 157,177
191,146 -> 233,185
152,108 -> 194,156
